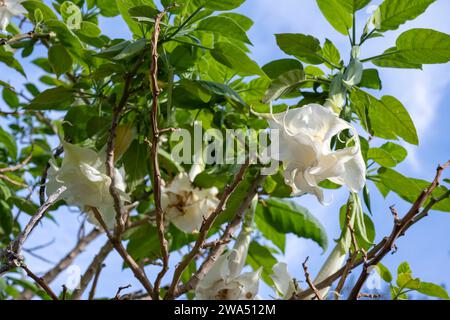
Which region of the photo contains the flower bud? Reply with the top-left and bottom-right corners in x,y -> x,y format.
343,58 -> 363,87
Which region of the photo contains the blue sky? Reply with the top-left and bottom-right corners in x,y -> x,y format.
2,0 -> 450,299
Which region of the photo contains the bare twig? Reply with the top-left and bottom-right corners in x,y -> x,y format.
294,162 -> 450,300
113,284 -> 132,300
21,264 -> 58,300
165,162 -> 250,299
176,174 -> 265,297
71,240 -> 114,300
18,229 -> 100,300
90,208 -> 154,297
302,257 -> 323,301
88,263 -> 105,300
0,151 -> 33,173
347,161 -> 450,300
0,31 -> 51,46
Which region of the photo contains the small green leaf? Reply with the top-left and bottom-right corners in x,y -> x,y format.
377,0 -> 436,32
257,198 -> 328,251
316,0 -> 352,35
246,241 -> 277,286
27,86 -> 74,110
322,39 -> 341,68
77,21 -> 101,38
376,263 -> 393,283
418,282 -> 450,300
2,87 -> 19,108
0,127 -> 17,160
211,42 -> 265,77
359,69 -> 382,90
60,1 -> 82,30
275,33 -> 323,65
196,16 -> 251,44
204,0 -> 246,11
8,196 -> 38,215
262,69 -> 306,103
395,28 -> 450,64
48,45 -> 73,76
262,59 -> 303,79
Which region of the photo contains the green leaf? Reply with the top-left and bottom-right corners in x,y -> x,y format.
125,224 -> 160,263
60,1 -> 82,30
196,16 -> 251,44
354,90 -> 418,145
113,39 -> 147,60
2,87 -> 19,108
116,0 -> 157,35
8,196 -> 38,215
204,0 -> 245,11
377,0 -> 436,32
219,13 -> 253,31
246,241 -> 277,286
418,282 -> 450,300
0,127 -> 17,160
359,69 -> 382,90
372,47 -> 422,69
262,59 -> 303,79
257,198 -> 328,251
48,45 -> 73,76
368,142 -> 407,168
322,39 -> 341,69
21,0 -> 58,22
395,28 -> 450,64
275,33 -> 323,65
316,0 -> 352,35
340,0 -> 371,12
0,46 -> 26,77
123,141 -> 149,191
211,42 -> 266,77
27,86 -> 74,110
376,263 -> 393,283
262,69 -> 306,103
377,95 -> 418,145
255,206 -> 286,253
77,21 -> 102,38
97,0 -> 120,17
45,20 -> 88,65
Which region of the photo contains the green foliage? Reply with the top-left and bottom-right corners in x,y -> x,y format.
0,0 -> 449,301
380,262 -> 449,300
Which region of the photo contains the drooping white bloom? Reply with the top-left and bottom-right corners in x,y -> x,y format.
161,172 -> 219,234
313,243 -> 347,299
0,0 -> 27,31
268,104 -> 366,203
195,221 -> 262,300
271,262 -> 299,299
46,141 -> 129,230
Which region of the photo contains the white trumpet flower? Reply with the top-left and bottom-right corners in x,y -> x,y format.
195,216 -> 262,300
161,172 -> 219,234
0,0 -> 26,31
46,141 -> 129,230
271,262 -> 299,299
267,104 -> 366,204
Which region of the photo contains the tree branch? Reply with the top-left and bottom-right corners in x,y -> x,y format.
164,162 -> 250,299
176,174 -> 265,297
149,8 -> 171,300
